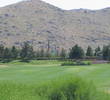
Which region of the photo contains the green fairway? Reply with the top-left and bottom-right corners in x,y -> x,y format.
0,60 -> 110,99
0,60 -> 109,91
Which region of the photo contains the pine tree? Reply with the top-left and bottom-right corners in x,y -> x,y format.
60,48 -> 66,58
20,42 -> 34,61
35,50 -> 40,58
45,49 -> 51,58
69,45 -> 84,59
107,49 -> 110,61
94,46 -> 101,56
0,44 -> 4,60
39,48 -> 45,57
86,46 -> 93,57
102,45 -> 110,60
11,46 -> 19,59
3,48 -> 12,62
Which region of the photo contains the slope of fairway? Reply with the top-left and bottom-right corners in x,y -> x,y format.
0,60 -> 110,92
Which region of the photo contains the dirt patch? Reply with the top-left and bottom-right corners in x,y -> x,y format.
103,90 -> 110,94
0,64 -> 8,68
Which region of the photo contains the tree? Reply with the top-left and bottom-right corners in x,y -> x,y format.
60,48 -> 66,58
0,44 -> 4,60
39,48 -> 45,57
20,42 -> 34,61
3,48 -> 12,62
11,46 -> 19,59
69,45 -> 84,59
94,46 -> 101,57
102,45 -> 110,60
35,50 -> 40,58
45,49 -> 51,58
107,49 -> 110,61
86,46 -> 93,57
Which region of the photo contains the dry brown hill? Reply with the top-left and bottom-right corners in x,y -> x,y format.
0,0 -> 110,50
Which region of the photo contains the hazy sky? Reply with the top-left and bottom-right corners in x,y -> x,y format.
0,0 -> 22,7
0,0 -> 110,10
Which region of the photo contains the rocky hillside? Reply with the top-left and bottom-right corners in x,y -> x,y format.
0,0 -> 110,50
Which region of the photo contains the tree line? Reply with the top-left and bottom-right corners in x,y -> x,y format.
0,42 -> 67,62
0,42 -> 110,62
69,44 -> 110,60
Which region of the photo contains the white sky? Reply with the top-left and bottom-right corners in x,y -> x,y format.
0,0 -> 23,7
0,0 -> 110,10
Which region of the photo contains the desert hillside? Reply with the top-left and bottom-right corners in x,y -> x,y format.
0,0 -> 110,50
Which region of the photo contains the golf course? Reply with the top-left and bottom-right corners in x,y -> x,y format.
0,60 -> 110,100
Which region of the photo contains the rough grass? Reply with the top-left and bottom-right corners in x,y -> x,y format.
0,77 -> 109,100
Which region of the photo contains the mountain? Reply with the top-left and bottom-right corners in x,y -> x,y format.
0,0 -> 110,50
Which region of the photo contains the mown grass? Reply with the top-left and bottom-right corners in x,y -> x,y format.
0,60 -> 110,100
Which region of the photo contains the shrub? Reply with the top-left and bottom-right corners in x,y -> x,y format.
87,62 -> 92,65
61,61 -> 91,66
61,61 -> 75,66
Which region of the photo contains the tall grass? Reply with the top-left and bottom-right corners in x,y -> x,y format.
0,77 -> 109,100
36,77 -> 109,100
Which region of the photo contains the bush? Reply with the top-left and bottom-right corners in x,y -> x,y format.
61,61 -> 75,66
61,61 -> 91,66
87,62 -> 92,65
